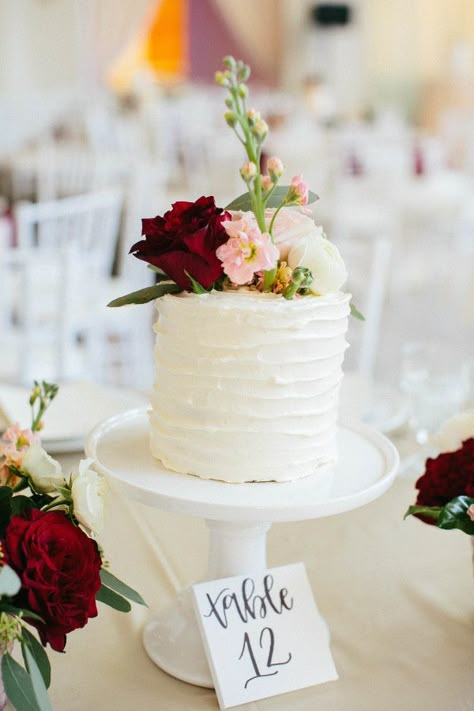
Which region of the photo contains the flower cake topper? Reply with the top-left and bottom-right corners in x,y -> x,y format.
109,56 -> 362,319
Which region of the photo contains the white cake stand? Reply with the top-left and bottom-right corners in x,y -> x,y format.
86,407 -> 399,689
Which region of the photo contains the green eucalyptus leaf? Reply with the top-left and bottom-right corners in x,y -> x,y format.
146,265 -> 170,281
1,605 -> 45,624
184,271 -> 208,294
404,505 -> 442,521
0,487 -> 13,535
96,584 -> 131,612
107,282 -> 181,307
11,495 -> 34,517
100,570 -> 147,607
21,628 -> 51,689
350,303 -> 365,321
2,653 -> 40,711
0,565 -> 21,597
437,496 -> 474,534
22,645 -> 52,711
225,186 -> 319,211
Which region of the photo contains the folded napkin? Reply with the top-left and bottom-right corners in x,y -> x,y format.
0,381 -> 149,442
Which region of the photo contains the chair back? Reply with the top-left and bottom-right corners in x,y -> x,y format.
2,189 -> 123,382
15,189 -> 123,278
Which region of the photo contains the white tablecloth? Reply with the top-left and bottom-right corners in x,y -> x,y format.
47,438 -> 474,711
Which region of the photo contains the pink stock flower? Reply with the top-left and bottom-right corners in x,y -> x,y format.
218,213 -> 279,285
0,423 -> 40,468
289,174 -> 309,205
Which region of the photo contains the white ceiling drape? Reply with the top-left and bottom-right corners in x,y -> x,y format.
209,0 -> 281,83
74,0 -> 159,93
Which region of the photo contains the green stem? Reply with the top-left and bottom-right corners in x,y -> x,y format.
41,497 -> 69,512
263,268 -> 277,292
268,200 -> 287,237
262,181 -> 278,206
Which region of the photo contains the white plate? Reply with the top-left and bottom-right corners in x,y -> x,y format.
0,382 -> 149,452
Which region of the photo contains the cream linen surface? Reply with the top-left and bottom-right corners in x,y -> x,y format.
47,443 -> 474,711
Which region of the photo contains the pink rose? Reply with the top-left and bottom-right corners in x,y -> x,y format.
265,208 -> 318,260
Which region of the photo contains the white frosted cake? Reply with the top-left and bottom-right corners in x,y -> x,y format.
150,289 -> 350,482
111,56 -> 356,484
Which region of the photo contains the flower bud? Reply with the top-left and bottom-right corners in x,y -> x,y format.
267,156 -> 284,179
223,55 -> 236,70
260,174 -> 273,191
240,161 -> 257,181
239,65 -> 251,82
224,111 -> 237,127
215,71 -> 230,87
225,96 -> 233,108
287,174 -> 309,205
282,267 -> 313,300
238,84 -> 248,99
252,118 -> 269,140
246,108 -> 261,125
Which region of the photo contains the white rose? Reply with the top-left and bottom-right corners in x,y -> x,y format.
435,410 -> 474,453
71,458 -> 107,535
265,208 -> 317,260
22,444 -> 65,494
288,232 -> 348,295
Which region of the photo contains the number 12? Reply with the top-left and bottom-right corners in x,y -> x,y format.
238,627 -> 292,689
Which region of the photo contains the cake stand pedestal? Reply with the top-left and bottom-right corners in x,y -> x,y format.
86,407 -> 399,689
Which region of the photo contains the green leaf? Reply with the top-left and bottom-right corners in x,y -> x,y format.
21,629 -> 51,689
107,282 -> 181,307
146,265 -> 170,281
350,303 -> 365,321
184,271 -> 208,294
404,505 -> 442,521
0,487 -> 13,536
2,653 -> 40,711
96,584 -> 131,612
0,565 -> 21,597
100,570 -> 147,607
437,496 -> 474,535
225,186 -> 319,211
11,496 -> 34,517
22,645 -> 52,711
1,605 -> 45,624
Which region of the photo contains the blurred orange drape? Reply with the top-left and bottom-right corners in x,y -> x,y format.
145,0 -> 188,79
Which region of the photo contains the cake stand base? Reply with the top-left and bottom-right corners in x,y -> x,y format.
143,520 -> 270,688
86,409 -> 399,690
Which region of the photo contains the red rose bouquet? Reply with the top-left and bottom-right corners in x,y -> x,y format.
405,411 -> 474,535
0,382 -> 145,711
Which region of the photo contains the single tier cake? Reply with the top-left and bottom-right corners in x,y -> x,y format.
149,289 -> 350,482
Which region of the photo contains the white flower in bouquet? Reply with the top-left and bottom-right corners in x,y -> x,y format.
22,443 -> 65,494
288,230 -> 347,295
71,458 -> 107,535
435,410 -> 474,453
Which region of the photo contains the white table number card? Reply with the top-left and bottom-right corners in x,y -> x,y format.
192,562 -> 338,709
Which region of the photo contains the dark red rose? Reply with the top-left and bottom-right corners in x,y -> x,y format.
2,509 -> 102,651
130,195 -> 230,290
414,437 -> 474,524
